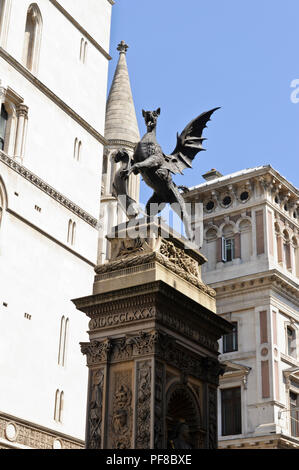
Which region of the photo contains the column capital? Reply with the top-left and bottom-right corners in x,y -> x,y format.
16,104 -> 29,118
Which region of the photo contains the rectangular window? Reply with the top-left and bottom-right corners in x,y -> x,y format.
222,237 -> 235,262
290,392 -> 299,438
223,321 -> 238,353
221,387 -> 242,436
287,327 -> 296,359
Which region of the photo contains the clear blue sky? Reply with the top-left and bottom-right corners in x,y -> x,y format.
108,0 -> 299,205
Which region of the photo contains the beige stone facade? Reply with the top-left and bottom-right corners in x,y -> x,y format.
184,165 -> 299,449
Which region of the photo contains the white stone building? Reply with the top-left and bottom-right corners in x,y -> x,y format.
0,0 -> 113,449
184,165 -> 299,448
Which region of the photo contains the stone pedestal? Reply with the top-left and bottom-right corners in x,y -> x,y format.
72,218 -> 232,449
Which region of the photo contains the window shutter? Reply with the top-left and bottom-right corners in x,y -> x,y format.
234,233 -> 241,259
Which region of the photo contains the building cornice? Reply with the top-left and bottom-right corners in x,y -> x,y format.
0,48 -> 108,146
0,411 -> 84,449
211,269 -> 299,306
49,0 -> 112,60
218,433 -> 299,449
107,0 -> 115,4
0,151 -> 99,229
187,165 -> 299,197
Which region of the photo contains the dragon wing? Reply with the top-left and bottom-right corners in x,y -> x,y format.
164,107 -> 220,174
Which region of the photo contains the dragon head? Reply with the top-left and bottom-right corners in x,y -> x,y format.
142,108 -> 160,132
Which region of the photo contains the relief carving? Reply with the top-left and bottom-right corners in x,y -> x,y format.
208,387 -> 217,449
89,307 -> 155,331
154,361 -> 165,449
159,239 -> 199,278
135,361 -> 152,449
110,372 -> 132,449
87,369 -> 104,449
80,338 -> 112,365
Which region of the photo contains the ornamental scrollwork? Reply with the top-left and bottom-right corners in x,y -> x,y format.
110,372 -> 133,449
135,361 -> 152,449
80,338 -> 112,365
87,369 -> 104,449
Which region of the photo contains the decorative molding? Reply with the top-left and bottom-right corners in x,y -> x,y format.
95,246 -> 215,298
49,1 -> 111,60
0,412 -> 83,449
88,307 -> 155,331
154,361 -> 165,449
106,139 -> 137,150
212,270 -> 299,305
207,386 -> 218,449
135,361 -> 152,449
110,371 -> 133,449
0,150 -> 99,228
0,47 -> 107,146
87,369 -> 104,449
81,331 -> 224,386
74,281 -> 230,341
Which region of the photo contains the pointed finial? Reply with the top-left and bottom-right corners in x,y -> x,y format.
117,40 -> 129,54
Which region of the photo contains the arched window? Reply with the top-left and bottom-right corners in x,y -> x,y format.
23,4 -> 42,73
73,138 -> 82,161
275,223 -> 283,264
292,237 -> 299,278
287,326 -> 296,359
73,138 -> 78,160
283,230 -> 291,270
58,316 -> 69,366
79,37 -> 88,63
59,391 -> 64,423
0,0 -> 11,47
54,390 -> 64,423
54,389 -> 60,421
67,219 -> 76,246
77,140 -> 82,161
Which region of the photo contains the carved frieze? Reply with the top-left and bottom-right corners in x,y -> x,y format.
0,150 -> 99,228
88,307 -> 155,331
81,331 -> 222,386
0,414 -> 83,449
135,361 -> 152,449
159,239 -> 199,278
94,242 -> 215,298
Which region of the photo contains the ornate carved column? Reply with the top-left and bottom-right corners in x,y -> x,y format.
74,218 -> 232,449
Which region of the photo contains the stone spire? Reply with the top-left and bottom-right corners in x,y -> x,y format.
104,41 -> 140,143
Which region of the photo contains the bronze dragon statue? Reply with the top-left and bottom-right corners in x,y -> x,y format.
113,107 -> 219,241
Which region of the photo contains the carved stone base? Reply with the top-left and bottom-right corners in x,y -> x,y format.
73,219 -> 232,449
